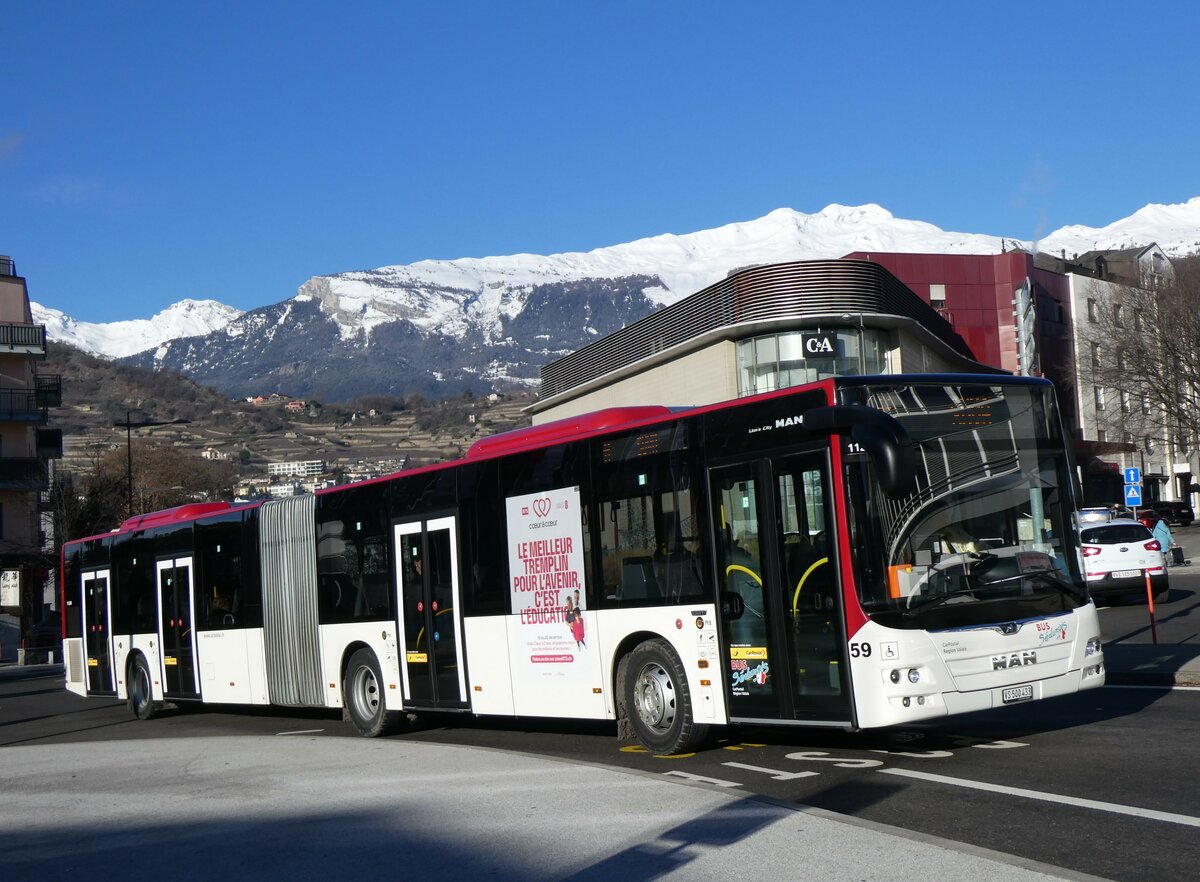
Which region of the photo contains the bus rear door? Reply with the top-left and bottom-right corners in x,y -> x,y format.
156,557 -> 201,699
81,569 -> 115,695
393,516 -> 468,708
710,451 -> 852,726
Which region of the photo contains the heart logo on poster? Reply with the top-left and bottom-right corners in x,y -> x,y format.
533,497 -> 552,517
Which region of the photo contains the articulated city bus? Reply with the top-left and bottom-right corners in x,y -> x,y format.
61,374 -> 1105,753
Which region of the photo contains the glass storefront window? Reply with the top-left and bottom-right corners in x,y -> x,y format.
737,329 -> 892,396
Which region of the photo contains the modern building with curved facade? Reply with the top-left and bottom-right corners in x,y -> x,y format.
529,259 -> 993,423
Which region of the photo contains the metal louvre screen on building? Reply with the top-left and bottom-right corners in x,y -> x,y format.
259,493 -> 323,706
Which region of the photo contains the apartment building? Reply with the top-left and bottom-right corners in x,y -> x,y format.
0,256 -> 62,660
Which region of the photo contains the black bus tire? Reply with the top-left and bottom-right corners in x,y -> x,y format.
343,648 -> 403,737
128,654 -> 160,721
623,639 -> 707,754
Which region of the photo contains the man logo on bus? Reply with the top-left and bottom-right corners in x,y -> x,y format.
993,650 -> 1037,670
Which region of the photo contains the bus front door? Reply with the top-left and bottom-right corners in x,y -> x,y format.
82,569 -> 115,695
156,557 -> 200,699
393,516 -> 467,709
711,453 -> 852,725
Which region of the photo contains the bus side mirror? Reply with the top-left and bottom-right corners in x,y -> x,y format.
804,404 -> 917,497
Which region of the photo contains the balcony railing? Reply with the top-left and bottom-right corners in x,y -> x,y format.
0,389 -> 48,422
0,458 -> 49,491
0,323 -> 46,355
35,374 -> 62,408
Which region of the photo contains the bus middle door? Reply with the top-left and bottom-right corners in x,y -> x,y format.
711,452 -> 851,725
393,516 -> 467,709
81,569 -> 115,695
156,557 -> 200,699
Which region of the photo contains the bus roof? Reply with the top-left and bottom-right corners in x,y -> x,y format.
466,405 -> 677,460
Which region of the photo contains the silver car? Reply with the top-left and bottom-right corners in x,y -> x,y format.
1080,519 -> 1168,603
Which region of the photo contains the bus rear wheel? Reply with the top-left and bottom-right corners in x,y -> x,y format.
343,648 -> 403,737
623,639 -> 707,754
128,654 -> 160,720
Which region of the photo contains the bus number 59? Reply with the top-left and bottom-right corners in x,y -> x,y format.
849,642 -> 872,658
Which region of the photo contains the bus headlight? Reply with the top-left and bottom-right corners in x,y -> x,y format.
907,668 -> 922,684
890,669 -> 901,684
1085,637 -> 1102,657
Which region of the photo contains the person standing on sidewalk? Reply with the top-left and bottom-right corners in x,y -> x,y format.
1152,517 -> 1175,566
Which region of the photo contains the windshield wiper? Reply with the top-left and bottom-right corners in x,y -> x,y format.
905,585 -> 981,613
975,569 -> 1087,602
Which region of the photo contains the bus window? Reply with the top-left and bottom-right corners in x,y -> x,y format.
316,486 -> 393,623
593,429 -> 708,607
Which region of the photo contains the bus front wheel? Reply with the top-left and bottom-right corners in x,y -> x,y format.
128,654 -> 160,720
623,639 -> 707,754
343,648 -> 404,737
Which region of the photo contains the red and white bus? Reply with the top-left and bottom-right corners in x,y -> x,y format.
61,374 -> 1104,753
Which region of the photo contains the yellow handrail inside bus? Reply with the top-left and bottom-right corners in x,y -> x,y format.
792,557 -> 829,614
414,606 -> 454,649
725,564 -> 761,585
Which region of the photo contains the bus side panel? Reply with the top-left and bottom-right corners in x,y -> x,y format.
110,636 -> 135,700
505,611 -> 607,720
318,621 -> 400,710
196,628 -> 269,705
63,637 -> 86,696
596,605 -> 724,725
131,633 -> 164,704
462,615 -> 514,716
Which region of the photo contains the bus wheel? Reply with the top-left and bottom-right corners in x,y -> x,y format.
623,639 -> 707,754
343,649 -> 403,737
128,654 -> 160,720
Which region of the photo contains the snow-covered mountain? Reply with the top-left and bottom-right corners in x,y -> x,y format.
32,298 -> 242,358
1037,196 -> 1200,258
39,198 -> 1200,400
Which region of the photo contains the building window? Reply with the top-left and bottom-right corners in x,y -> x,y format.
1087,299 -> 1098,322
1094,386 -> 1105,411
1116,349 -> 1127,371
929,284 -> 946,309
1134,309 -> 1144,331
1121,391 -> 1132,414
1091,343 -> 1101,371
1113,303 -> 1124,326
736,329 -> 890,397
1097,429 -> 1107,443
1142,395 -> 1152,415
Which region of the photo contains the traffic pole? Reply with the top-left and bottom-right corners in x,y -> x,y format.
1144,571 -> 1158,644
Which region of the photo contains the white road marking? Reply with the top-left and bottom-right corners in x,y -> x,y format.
880,767 -> 1200,828
722,761 -> 820,781
663,770 -> 742,788
276,729 -> 325,736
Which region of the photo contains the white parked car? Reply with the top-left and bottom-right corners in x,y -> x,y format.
1079,519 -> 1168,603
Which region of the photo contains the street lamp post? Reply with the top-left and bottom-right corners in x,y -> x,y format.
112,411 -> 191,515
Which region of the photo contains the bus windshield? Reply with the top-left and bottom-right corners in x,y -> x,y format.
842,381 -> 1088,630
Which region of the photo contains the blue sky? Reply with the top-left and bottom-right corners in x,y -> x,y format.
3,2 -> 1198,322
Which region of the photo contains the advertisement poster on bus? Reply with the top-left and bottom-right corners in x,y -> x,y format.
506,486 -> 592,682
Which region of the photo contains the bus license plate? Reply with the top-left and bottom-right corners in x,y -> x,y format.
1002,684 -> 1033,704
1112,569 -> 1140,578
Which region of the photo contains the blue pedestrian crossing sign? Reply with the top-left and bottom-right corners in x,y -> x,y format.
1125,483 -> 1143,506
1124,467 -> 1141,485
